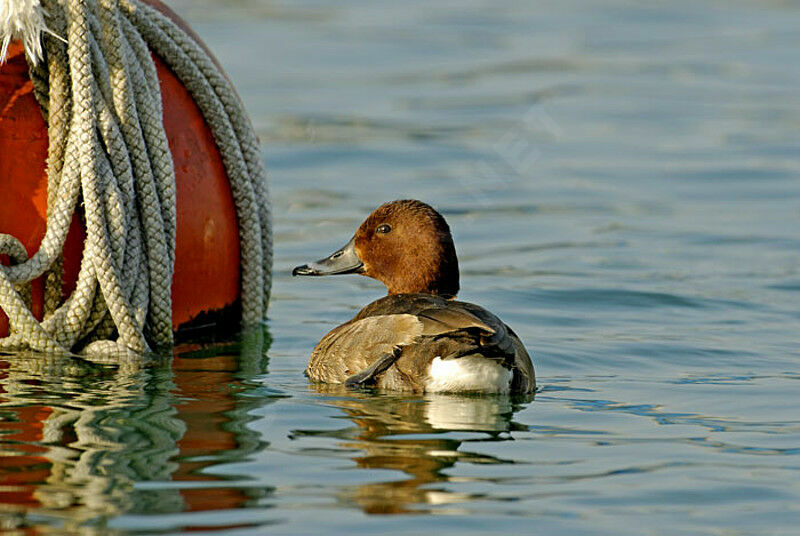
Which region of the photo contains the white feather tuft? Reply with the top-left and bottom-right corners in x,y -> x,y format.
0,0 -> 49,65
425,356 -> 512,393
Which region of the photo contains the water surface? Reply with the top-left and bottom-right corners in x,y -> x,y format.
2,0 -> 800,534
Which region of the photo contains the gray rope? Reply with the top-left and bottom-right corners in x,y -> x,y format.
0,0 -> 272,357
119,0 -> 272,322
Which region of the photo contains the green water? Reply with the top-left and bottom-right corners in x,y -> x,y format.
2,0 -> 799,534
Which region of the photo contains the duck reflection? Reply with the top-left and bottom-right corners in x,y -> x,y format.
0,327 -> 273,533
295,385 -> 533,514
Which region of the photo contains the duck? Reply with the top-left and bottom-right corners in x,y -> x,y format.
292,199 -> 535,394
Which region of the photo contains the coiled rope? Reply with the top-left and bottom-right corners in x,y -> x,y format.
0,0 -> 271,358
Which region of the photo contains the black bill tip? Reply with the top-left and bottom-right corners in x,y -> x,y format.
292,264 -> 317,276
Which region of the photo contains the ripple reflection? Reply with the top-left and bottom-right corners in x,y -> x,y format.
293,386 -> 534,514
0,327 -> 275,534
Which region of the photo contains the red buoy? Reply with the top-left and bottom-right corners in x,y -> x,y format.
0,1 -> 245,340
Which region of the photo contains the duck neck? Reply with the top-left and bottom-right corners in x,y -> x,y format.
385,256 -> 460,299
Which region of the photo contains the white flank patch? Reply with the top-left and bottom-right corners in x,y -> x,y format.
424,355 -> 512,393
1,0 -> 49,65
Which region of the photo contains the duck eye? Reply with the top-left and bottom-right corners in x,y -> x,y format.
376,224 -> 392,234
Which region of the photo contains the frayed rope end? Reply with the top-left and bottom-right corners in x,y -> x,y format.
0,0 -> 50,65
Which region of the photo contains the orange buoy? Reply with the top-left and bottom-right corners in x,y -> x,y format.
0,1 -> 242,340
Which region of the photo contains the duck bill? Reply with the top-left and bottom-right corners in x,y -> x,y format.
292,237 -> 365,277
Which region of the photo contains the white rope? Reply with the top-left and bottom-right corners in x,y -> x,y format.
0,0 -> 272,357
1,0 -> 51,65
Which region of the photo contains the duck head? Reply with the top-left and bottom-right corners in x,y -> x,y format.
293,199 -> 460,298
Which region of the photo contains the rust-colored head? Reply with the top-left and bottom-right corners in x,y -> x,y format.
293,200 -> 460,298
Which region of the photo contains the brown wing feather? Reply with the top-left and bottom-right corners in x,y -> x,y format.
306,314 -> 423,384
416,306 -> 496,336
